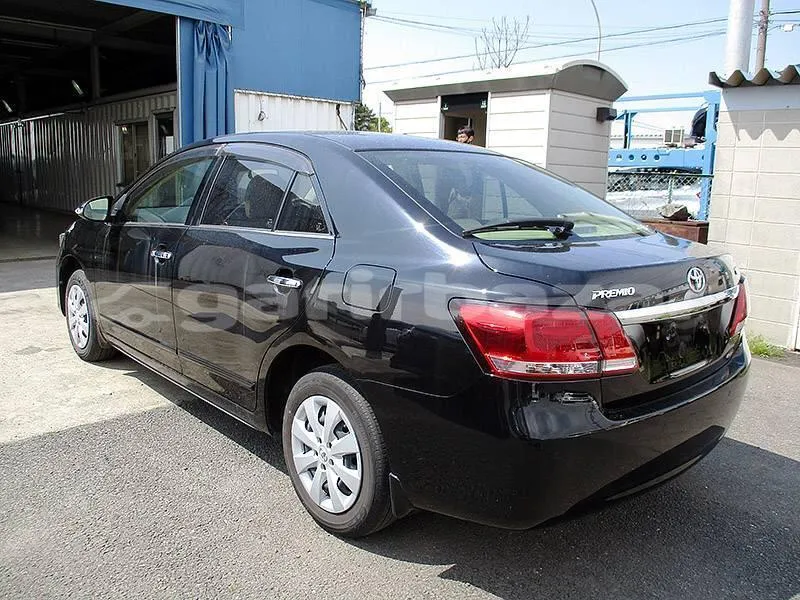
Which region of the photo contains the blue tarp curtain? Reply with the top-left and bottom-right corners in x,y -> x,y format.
192,20 -> 234,141
97,0 -> 244,28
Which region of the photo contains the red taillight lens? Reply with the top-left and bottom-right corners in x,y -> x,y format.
451,300 -> 638,380
728,282 -> 748,336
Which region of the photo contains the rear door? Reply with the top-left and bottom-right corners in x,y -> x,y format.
96,147 -> 219,371
173,142 -> 334,410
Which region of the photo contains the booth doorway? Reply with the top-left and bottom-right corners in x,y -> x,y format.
441,92 -> 488,146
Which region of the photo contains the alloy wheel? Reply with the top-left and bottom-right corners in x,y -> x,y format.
67,284 -> 90,349
290,394 -> 363,514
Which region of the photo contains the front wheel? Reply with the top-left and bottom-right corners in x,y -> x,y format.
282,369 -> 395,537
65,270 -> 116,362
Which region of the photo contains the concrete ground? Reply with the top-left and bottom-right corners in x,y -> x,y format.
0,215 -> 798,599
0,204 -> 74,263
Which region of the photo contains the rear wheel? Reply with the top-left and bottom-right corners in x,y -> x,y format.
65,270 -> 116,362
282,369 -> 395,537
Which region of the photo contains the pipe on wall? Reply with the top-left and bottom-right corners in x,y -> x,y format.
724,0 -> 756,74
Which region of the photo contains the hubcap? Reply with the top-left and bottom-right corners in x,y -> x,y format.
291,395 -> 362,514
67,284 -> 90,349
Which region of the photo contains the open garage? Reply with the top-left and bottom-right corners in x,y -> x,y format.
0,0 -> 361,214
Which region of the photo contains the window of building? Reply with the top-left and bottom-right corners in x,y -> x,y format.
119,122 -> 150,188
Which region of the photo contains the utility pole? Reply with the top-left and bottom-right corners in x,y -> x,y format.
755,0 -> 770,71
588,0 -> 602,61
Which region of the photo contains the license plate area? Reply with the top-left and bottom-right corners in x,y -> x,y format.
635,305 -> 728,384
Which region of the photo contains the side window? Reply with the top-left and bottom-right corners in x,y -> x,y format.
276,174 -> 328,234
124,157 -> 214,224
201,157 -> 292,229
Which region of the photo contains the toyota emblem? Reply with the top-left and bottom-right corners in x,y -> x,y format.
687,266 -> 706,293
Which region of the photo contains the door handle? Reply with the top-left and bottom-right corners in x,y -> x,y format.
150,249 -> 173,261
267,274 -> 303,289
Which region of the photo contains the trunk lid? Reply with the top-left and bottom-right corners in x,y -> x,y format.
473,233 -> 742,411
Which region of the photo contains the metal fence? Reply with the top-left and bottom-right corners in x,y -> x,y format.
606,171 -> 713,220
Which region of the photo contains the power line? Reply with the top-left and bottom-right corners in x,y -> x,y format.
365,15 -> 731,71
366,28 -> 729,86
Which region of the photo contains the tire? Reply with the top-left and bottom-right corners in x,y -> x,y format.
282,368 -> 395,538
64,269 -> 116,362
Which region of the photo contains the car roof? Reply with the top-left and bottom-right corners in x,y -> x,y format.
208,131 -> 494,154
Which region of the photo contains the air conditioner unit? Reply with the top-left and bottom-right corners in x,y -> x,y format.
663,128 -> 684,146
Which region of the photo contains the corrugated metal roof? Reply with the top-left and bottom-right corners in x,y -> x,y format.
709,64 -> 800,88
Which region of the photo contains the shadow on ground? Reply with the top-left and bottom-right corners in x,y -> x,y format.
106,358 -> 800,600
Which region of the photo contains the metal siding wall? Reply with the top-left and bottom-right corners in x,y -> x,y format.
0,125 -> 13,202
0,90 -> 176,212
230,0 -> 360,102
393,100 -> 440,138
546,90 -> 612,198
487,91 -> 551,166
234,91 -> 354,132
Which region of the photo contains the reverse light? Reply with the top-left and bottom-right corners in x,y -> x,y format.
450,300 -> 639,380
728,282 -> 748,337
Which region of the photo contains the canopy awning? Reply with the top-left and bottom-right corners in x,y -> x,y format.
98,0 -> 244,28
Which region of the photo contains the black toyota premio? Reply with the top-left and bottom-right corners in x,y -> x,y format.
57,132 -> 750,537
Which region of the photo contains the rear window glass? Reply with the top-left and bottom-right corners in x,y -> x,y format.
360,150 -> 650,241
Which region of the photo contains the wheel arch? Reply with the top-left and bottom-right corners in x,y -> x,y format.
58,255 -> 84,315
260,340 -> 350,435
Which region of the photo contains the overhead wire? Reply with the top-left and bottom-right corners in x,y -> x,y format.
365,15 -> 731,71
366,28 -> 731,85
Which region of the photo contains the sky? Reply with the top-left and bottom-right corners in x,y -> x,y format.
361,0 -> 800,130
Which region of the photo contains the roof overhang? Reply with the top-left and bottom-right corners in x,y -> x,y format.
383,59 -> 628,103
709,64 -> 800,88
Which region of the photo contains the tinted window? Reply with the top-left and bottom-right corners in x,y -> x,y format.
124,157 -> 213,224
201,157 -> 292,229
361,150 -> 650,240
276,174 -> 328,234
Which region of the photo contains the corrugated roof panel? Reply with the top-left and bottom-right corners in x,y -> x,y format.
709,64 -> 800,88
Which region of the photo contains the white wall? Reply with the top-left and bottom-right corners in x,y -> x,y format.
708,86 -> 800,349
234,90 -> 354,132
546,91 -> 612,198
486,91 -> 549,166
392,99 -> 440,138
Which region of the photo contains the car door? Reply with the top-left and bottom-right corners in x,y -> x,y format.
172,142 -> 334,411
96,147 -> 220,372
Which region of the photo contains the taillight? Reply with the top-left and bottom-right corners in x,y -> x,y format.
450,300 -> 638,380
728,282 -> 748,336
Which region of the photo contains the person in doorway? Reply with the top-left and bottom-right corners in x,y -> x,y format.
456,126 -> 474,144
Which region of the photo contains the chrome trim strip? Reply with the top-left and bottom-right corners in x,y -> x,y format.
668,359 -> 712,379
615,286 -> 739,325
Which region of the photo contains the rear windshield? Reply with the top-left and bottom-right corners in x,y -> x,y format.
360,149 -> 651,241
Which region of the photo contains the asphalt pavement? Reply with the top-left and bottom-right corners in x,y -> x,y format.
1,258 -> 798,600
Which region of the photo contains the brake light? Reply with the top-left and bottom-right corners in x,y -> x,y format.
451,300 -> 638,380
728,282 -> 748,336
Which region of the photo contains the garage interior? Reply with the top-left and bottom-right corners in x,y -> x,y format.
0,0 -> 179,213
0,0 -> 175,116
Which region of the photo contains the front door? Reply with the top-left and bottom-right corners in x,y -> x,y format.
173,143 -> 334,410
97,149 -> 218,371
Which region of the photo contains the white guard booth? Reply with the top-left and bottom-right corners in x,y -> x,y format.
383,60 -> 628,198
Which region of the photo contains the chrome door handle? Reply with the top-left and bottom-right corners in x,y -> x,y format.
150,249 -> 173,261
267,275 -> 303,289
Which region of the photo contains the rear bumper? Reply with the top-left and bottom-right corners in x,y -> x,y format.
361,338 -> 751,529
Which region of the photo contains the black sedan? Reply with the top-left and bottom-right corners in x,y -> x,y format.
57,132 -> 750,537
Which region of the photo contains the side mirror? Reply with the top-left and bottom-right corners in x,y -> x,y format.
76,196 -> 113,222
